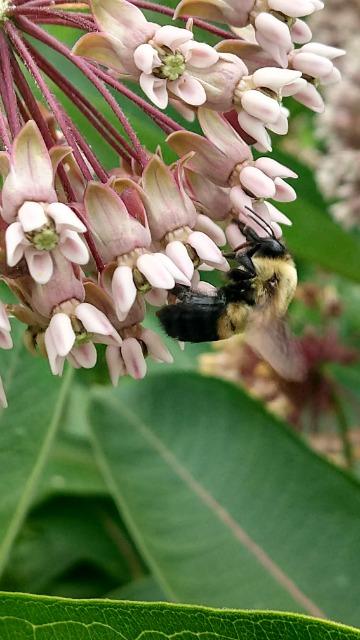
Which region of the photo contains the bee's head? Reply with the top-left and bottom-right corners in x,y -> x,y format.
239,207 -> 288,258
253,236 -> 287,259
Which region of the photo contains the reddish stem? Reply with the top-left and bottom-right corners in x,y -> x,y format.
14,6 -> 96,29
129,0 -> 233,39
27,43 -> 134,162
10,52 -> 77,201
16,0 -> 233,40
0,32 -> 21,137
16,16 -> 149,167
7,22 -> 104,183
0,110 -> 11,151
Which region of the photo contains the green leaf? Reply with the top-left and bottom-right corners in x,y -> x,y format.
0,321 -> 73,576
0,593 -> 359,639
36,384 -> 107,502
1,496 -> 144,597
107,576 -> 166,601
89,373 -> 360,625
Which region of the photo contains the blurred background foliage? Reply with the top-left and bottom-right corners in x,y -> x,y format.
0,9 -> 360,632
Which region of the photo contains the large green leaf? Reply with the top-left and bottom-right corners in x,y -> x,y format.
0,321 -> 73,576
89,373 -> 360,625
36,384 -> 107,502
0,593 -> 359,639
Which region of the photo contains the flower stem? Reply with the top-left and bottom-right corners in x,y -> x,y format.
0,32 -> 21,138
6,22 -> 108,183
15,16 -> 149,167
10,51 -> 77,201
13,6 -> 96,29
25,41 -> 135,162
0,110 -> 11,151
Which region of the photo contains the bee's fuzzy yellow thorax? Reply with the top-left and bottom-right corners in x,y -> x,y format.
252,255 -> 298,316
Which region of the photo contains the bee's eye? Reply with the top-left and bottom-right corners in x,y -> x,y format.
268,274 -> 278,288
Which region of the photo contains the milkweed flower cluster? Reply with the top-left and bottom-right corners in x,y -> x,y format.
0,0 -> 341,406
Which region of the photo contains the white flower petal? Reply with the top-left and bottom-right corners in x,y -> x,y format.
237,111 -> 272,151
184,41 -> 219,68
169,74 -> 206,106
0,331 -> 13,350
166,241 -> 194,281
0,304 -> 11,334
5,222 -> 26,266
106,345 -> 126,386
44,327 -> 65,375
155,253 -> 191,286
46,202 -> 86,233
48,312 -> 76,357
153,25 -> 193,51
75,302 -> 121,343
188,231 -> 224,265
137,253 -> 175,289
140,328 -> 173,364
134,43 -> 161,74
71,342 -> 97,369
25,247 -> 54,284
139,73 -> 168,109
18,201 -> 47,232
59,230 -> 89,265
112,265 -> 137,322
121,337 -> 147,379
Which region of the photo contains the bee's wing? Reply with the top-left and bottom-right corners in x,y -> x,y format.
245,314 -> 306,382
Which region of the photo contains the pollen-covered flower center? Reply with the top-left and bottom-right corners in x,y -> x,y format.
27,223 -> 59,251
74,331 -> 92,346
156,52 -> 186,81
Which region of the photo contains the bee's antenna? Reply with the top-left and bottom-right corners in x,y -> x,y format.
244,205 -> 275,239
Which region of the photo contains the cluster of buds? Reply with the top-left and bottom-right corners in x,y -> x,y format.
0,0 -> 341,406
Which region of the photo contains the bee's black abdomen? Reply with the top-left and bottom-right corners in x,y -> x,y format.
157,290 -> 226,343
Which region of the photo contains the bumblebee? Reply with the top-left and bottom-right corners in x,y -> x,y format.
157,211 -> 304,380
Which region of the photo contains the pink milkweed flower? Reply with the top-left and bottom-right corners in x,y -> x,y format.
287,43 -> 345,113
84,281 -> 173,381
84,180 -> 191,322
133,25 -> 219,109
142,156 -> 228,280
175,0 -> 324,67
72,0 -> 158,77
233,67 -> 302,150
45,300 -> 122,375
73,0 -> 219,109
168,108 -> 296,234
1,121 -> 89,284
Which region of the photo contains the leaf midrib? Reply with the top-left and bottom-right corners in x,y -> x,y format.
90,396 -> 325,618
